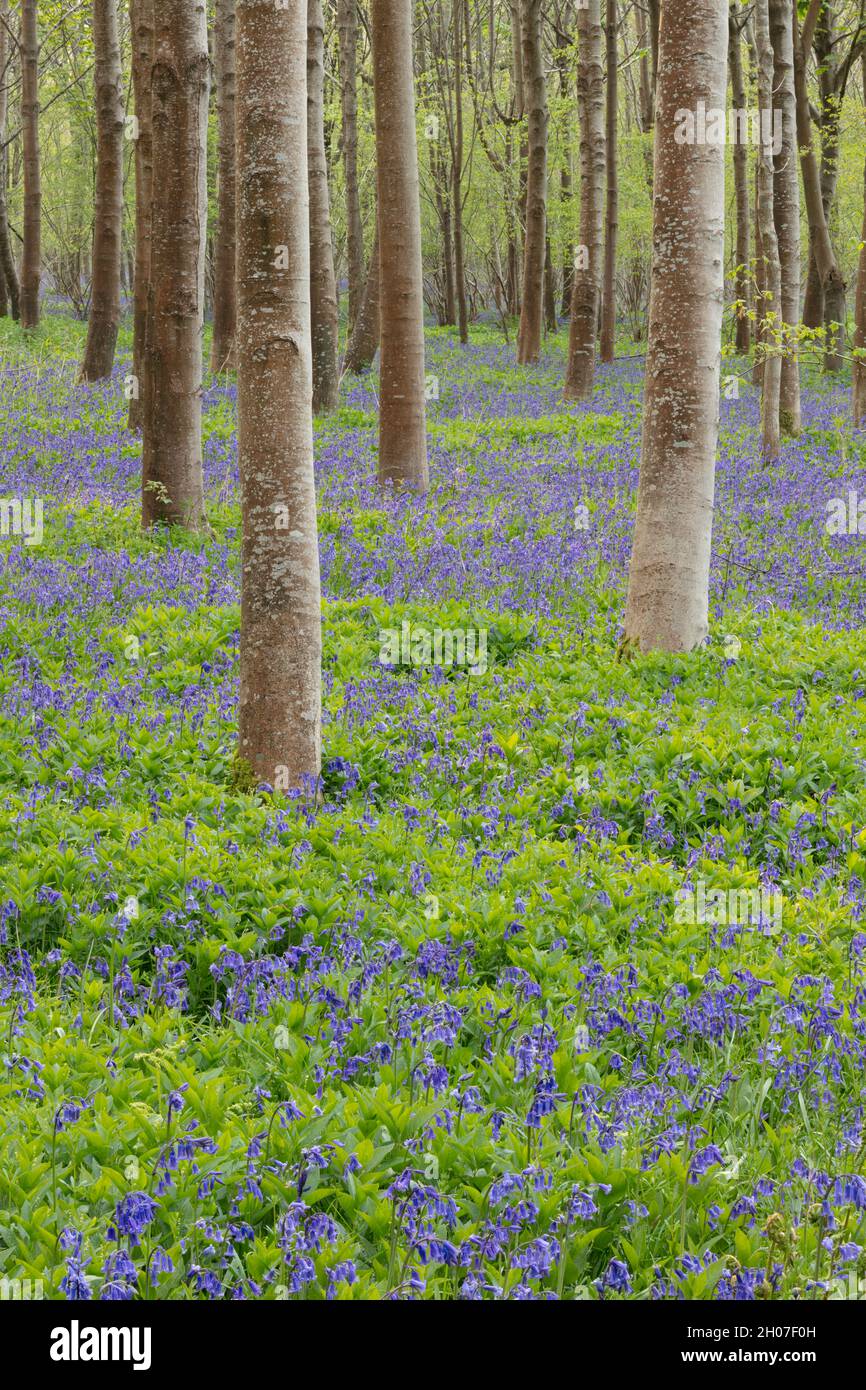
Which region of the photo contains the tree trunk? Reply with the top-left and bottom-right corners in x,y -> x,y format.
515,0 -> 547,363
141,0 -> 209,531
755,0 -> 782,459
622,0 -> 727,653
308,0 -> 339,414
210,0 -> 237,373
452,0 -> 468,343
20,0 -> 40,329
236,0 -> 321,792
343,215 -> 380,374
128,0 -> 153,430
81,0 -> 124,381
729,6 -> 751,355
769,0 -> 801,435
0,0 -> 20,320
544,237 -> 556,331
600,0 -> 618,363
852,55 -> 866,426
371,0 -> 428,492
564,0 -> 605,400
791,3 -> 845,373
337,0 -> 364,332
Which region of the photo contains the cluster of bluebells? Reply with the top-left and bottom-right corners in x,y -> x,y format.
3,341 -> 866,1299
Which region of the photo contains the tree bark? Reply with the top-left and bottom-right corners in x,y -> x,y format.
308,0 -> 339,414
81,0 -> 124,381
236,0 -> 322,792
854,168 -> 866,422
210,0 -> 237,373
755,0 -> 782,458
0,0 -> 19,319
600,0 -> 618,363
564,0 -> 605,400
370,0 -> 428,492
622,0 -> 727,653
769,0 -> 801,435
337,0 -> 364,332
452,0 -> 468,343
141,0 -> 209,531
852,55 -> 866,426
20,0 -> 40,329
791,1 -> 845,373
729,5 -> 751,355
515,0 -> 547,363
342,214 -> 380,374
128,0 -> 153,430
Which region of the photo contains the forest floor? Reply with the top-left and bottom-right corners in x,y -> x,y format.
1,313 -> 866,1300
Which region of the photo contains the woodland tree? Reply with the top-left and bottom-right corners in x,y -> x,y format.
20,0 -> 41,329
140,0 -> 209,531
515,0 -> 547,364
308,0 -> 340,414
210,0 -> 238,374
564,0 -> 605,399
371,0 -> 429,491
236,0 -> 322,790
623,0 -> 727,652
80,0 -> 124,382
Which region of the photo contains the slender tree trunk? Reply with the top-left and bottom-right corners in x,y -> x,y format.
236,0 -> 321,792
20,0 -> 40,329
755,0 -> 781,458
141,0 -> 209,531
128,0 -> 153,430
791,4 -> 845,373
622,0 -> 727,653
308,0 -> 339,414
554,29 -> 574,317
769,0 -> 800,435
753,188 -> 766,386
515,0 -> 547,363
210,0 -> 237,373
370,0 -> 428,492
337,0 -> 364,331
81,0 -> 124,380
0,0 -> 20,320
343,214 -> 380,374
729,6 -> 751,355
452,0 -> 468,343
600,0 -> 618,363
852,56 -> 866,426
543,237 -> 556,331
564,0 -> 605,400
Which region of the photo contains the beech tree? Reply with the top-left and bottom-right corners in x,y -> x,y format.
515,0 -> 547,364
370,0 -> 428,492
337,0 -> 364,331
622,0 -> 727,653
20,0 -> 41,329
564,0 -> 605,399
854,61 -> 866,425
80,0 -> 124,382
140,0 -> 209,531
210,0 -> 237,374
0,0 -> 19,320
769,0 -> 801,436
308,0 -> 339,414
128,0 -> 153,431
343,215 -> 380,375
236,0 -> 322,790
755,0 -> 782,459
599,0 -> 618,364
729,3 -> 750,356
791,0 -> 845,374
